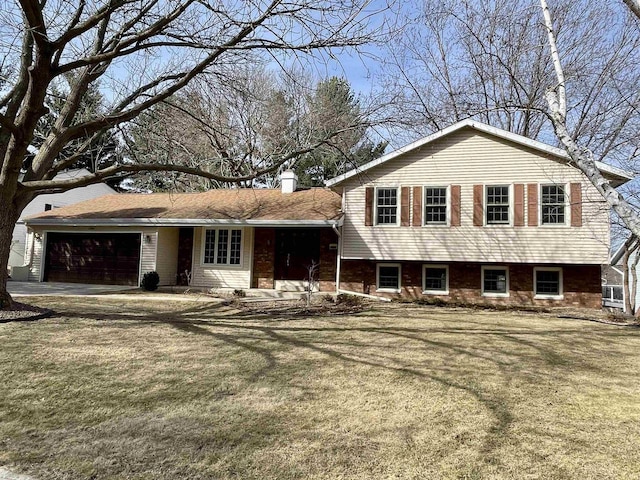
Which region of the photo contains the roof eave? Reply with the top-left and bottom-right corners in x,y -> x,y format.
24,217 -> 345,228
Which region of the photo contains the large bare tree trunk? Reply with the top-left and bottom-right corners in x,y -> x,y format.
0,196 -> 20,309
0,0 -> 381,309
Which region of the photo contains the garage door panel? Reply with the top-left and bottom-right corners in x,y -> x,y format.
44,232 -> 141,285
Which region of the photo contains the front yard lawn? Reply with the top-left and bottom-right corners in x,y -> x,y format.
1,297 -> 640,479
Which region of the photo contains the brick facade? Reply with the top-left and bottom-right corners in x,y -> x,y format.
340,260 -> 602,308
251,228 -> 276,289
251,227 -> 338,291
318,229 -> 338,291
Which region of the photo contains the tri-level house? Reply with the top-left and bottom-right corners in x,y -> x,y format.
22,120 -> 631,308
326,120 -> 630,308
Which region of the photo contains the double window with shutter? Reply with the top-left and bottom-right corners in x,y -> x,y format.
365,182 -> 582,228
424,187 -> 448,225
541,185 -> 566,225
485,186 -> 510,225
365,185 -> 461,227
376,188 -> 398,225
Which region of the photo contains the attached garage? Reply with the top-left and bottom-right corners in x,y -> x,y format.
43,232 -> 141,285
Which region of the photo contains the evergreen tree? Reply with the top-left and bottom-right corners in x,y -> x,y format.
28,78 -> 123,177
294,77 -> 386,187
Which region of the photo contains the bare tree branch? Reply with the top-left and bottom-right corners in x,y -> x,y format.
623,0 -> 640,20
540,0 -> 640,239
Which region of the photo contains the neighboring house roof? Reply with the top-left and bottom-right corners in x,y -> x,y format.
610,236 -> 638,265
602,264 -> 624,285
24,188 -> 343,227
326,119 -> 634,187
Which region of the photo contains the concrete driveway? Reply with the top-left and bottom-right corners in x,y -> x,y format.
7,280 -> 138,297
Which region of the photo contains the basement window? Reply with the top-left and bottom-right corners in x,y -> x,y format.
423,265 -> 449,295
377,264 -> 401,292
534,267 -> 563,299
482,266 -> 509,297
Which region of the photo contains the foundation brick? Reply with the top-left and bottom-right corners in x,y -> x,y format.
340,260 -> 601,308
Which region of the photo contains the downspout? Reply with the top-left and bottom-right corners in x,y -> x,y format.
332,221 -> 341,293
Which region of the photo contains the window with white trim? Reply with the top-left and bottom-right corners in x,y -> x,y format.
541,185 -> 566,225
424,187 -> 447,225
534,267 -> 563,298
377,264 -> 401,291
482,266 -> 509,296
423,265 -> 449,294
203,228 -> 242,265
376,188 -> 398,225
486,186 -> 509,224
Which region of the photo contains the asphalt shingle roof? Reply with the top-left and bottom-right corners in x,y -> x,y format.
26,188 -> 342,224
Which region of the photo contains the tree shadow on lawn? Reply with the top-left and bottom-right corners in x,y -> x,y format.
40,299 -> 640,466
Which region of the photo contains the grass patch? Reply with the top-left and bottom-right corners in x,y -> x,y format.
1,298 -> 640,479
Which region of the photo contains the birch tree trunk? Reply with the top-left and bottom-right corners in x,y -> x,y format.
631,252 -> 640,316
540,0 -> 640,240
622,242 -> 639,314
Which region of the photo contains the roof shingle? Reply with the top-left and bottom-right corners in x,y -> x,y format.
26,188 -> 342,224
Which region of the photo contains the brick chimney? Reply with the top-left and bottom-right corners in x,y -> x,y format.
281,170 -> 298,194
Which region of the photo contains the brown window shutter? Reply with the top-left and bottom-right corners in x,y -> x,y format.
365,187 -> 374,226
527,183 -> 538,226
401,186 -> 410,226
570,183 -> 582,227
514,184 -> 525,227
412,186 -> 422,226
451,185 -> 461,227
473,185 -> 483,226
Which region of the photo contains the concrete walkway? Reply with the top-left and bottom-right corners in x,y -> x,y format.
0,467 -> 35,480
7,281 -> 137,297
6,281 -> 307,303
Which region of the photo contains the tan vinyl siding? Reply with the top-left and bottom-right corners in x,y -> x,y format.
190,226 -> 252,289
27,231 -> 44,281
155,228 -> 179,285
341,128 -> 609,264
140,230 -> 157,278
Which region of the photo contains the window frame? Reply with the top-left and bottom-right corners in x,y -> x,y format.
422,264 -> 449,295
423,186 -> 449,226
533,267 -> 563,299
375,187 -> 400,226
376,263 -> 401,293
481,265 -> 510,297
539,183 -> 568,227
485,185 -> 511,226
201,227 -> 244,268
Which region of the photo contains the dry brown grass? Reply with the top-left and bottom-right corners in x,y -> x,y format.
1,297 -> 640,479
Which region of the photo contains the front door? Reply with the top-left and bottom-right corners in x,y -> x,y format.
274,229 -> 320,281
176,227 -> 194,285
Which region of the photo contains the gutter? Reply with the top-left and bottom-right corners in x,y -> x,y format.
25,217 -> 346,228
